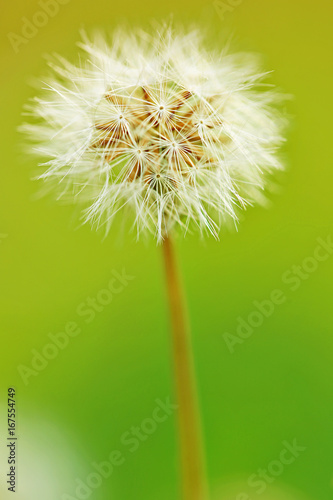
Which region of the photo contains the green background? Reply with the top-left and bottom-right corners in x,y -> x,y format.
1,0 -> 332,499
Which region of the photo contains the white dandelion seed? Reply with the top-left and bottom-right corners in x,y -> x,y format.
21,25 -> 287,242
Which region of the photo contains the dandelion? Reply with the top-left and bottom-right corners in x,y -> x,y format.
21,24 -> 287,500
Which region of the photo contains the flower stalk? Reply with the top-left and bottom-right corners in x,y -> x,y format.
162,235 -> 207,500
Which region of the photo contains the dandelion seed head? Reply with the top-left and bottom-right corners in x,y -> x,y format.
21,25 -> 287,241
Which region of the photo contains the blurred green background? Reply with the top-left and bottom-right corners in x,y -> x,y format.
1,0 -> 333,499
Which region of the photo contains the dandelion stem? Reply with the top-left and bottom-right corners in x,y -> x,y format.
162,235 -> 207,500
